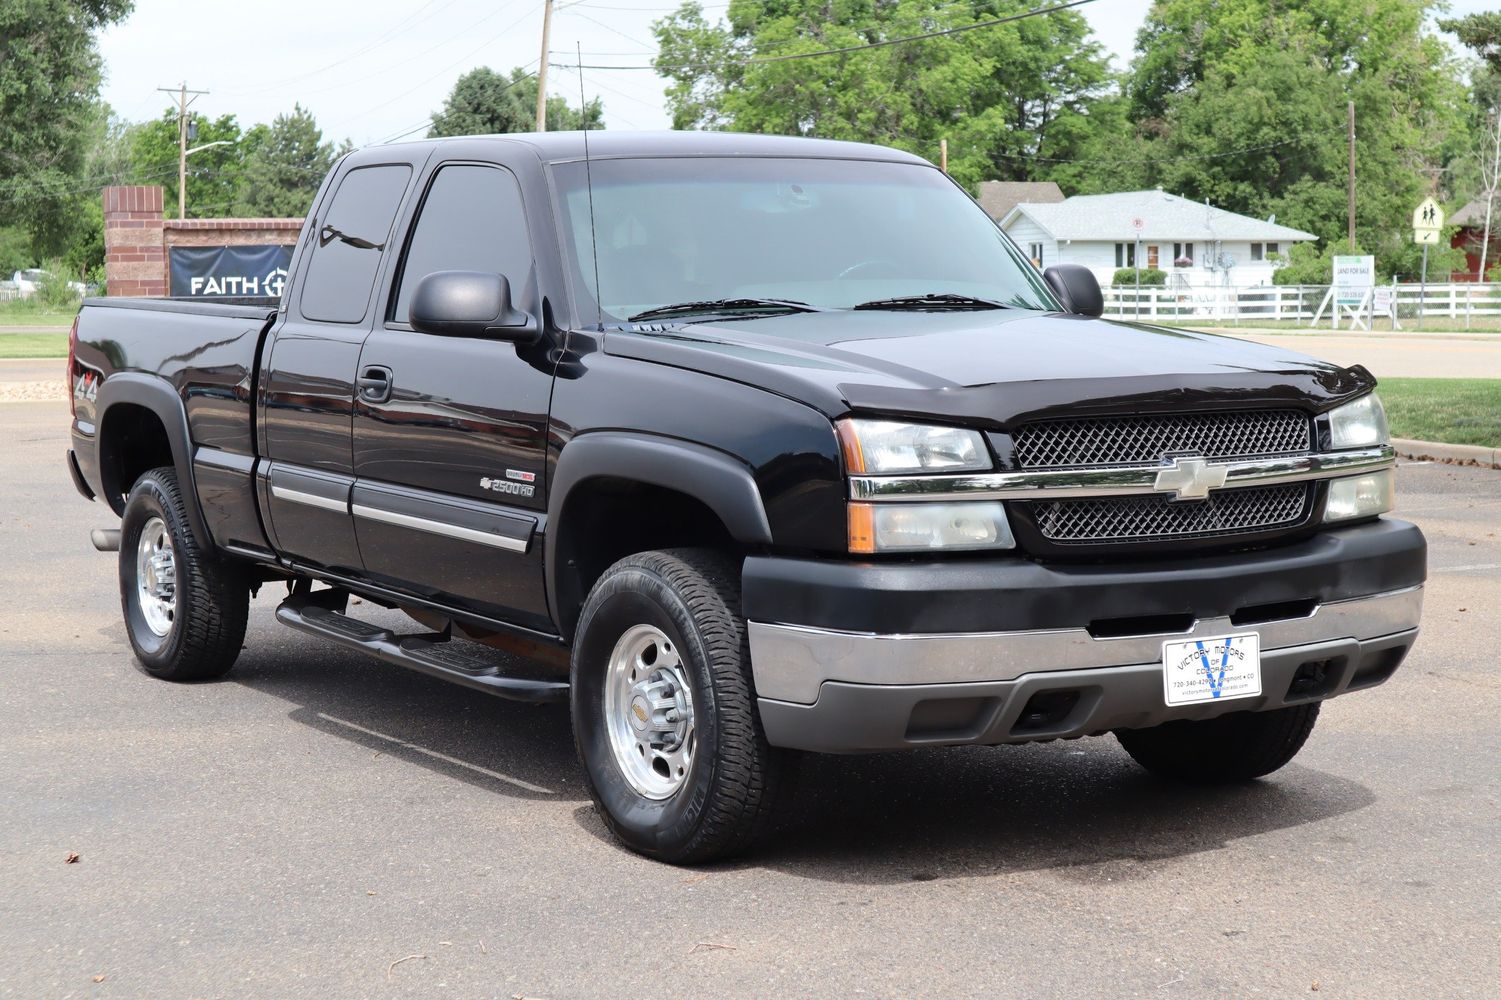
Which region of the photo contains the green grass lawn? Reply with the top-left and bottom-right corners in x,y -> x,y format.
1379,378 -> 1501,448
0,300 -> 77,327
0,333 -> 68,359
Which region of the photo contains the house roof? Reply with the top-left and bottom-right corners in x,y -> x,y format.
976,180 -> 1063,221
1451,199 -> 1487,227
1001,189 -> 1316,242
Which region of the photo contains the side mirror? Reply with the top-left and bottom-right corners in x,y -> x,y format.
409,271 -> 539,341
1042,264 -> 1104,318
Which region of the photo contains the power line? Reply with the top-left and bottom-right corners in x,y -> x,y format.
378,66 -> 542,144
554,0 -> 1099,69
273,0 -> 539,105
330,2 -> 545,137
219,0 -> 472,96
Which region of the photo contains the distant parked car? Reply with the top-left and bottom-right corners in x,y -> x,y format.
10,269 -> 90,300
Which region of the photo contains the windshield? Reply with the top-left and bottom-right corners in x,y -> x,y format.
551,156 -> 1058,323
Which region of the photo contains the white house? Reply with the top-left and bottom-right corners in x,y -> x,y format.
997,190 -> 1317,289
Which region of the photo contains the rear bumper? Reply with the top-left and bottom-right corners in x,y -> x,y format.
744,518 -> 1426,752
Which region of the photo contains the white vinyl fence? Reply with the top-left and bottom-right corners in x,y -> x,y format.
1102,282 -> 1501,324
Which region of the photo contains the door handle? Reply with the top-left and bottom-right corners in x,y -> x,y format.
357,366 -> 393,404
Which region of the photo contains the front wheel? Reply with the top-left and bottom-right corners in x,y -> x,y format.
120,467 -> 249,681
571,549 -> 782,864
1115,703 -> 1321,782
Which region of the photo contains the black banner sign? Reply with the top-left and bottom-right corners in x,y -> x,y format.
169,244 -> 294,299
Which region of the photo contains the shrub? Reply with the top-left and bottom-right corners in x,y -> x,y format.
1112,267 -> 1167,286
35,262 -> 82,309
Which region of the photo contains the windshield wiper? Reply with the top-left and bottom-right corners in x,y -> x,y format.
852,293 -> 1013,312
628,298 -> 822,323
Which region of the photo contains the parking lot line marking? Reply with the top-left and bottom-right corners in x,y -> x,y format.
1432,563 -> 1501,573
317,712 -> 554,794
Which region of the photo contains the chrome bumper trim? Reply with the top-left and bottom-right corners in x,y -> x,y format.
747,585 -> 1423,705
847,445 -> 1395,503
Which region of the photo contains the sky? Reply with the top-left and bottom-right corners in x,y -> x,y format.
97,0 -> 1486,150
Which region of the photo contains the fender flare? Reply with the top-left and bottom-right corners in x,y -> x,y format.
544,432 -> 773,631
95,372 -> 215,552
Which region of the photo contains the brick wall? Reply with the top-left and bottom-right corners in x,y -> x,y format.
102,186 -> 304,297
102,187 -> 167,297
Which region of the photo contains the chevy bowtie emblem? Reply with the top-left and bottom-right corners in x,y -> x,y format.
1153,456 -> 1228,501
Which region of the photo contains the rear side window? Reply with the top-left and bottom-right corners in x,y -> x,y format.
299,164 -> 412,324
392,164 -> 532,325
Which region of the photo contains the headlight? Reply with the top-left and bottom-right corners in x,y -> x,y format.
1328,393 -> 1389,449
837,418 -> 991,475
1323,470 -> 1394,522
849,501 -> 1015,554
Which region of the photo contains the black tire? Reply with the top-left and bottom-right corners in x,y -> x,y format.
119,467 -> 249,681
1115,703 -> 1321,782
571,548 -> 782,864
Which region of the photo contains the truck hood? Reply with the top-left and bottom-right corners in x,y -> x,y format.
603,309 -> 1375,426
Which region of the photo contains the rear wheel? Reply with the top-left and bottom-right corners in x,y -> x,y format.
120,467 -> 249,681
571,549 -> 782,864
1115,703 -> 1321,782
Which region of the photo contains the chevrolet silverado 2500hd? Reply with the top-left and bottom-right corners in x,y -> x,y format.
66,132 -> 1425,862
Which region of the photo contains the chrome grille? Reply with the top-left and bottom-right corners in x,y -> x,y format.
1029,484 -> 1312,544
1013,410 -> 1311,469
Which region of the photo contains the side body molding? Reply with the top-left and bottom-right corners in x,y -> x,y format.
94,372 -> 215,550
544,432 -> 774,629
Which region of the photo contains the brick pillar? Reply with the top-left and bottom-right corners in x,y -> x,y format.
103,186 -> 167,297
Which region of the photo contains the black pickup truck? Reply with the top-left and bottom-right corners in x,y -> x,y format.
67,132 -> 1425,862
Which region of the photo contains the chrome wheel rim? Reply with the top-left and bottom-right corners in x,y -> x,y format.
604,624 -> 696,800
135,516 -> 177,638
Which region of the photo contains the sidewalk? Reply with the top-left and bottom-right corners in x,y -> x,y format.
1208,330 -> 1501,379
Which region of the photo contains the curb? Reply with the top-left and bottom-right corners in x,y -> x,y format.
1393,437 -> 1500,470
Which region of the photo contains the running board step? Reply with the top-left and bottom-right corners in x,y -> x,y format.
275,597 -> 568,704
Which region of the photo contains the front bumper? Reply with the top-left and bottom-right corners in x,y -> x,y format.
744,518 -> 1426,752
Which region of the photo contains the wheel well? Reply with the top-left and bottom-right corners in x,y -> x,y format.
98,403 -> 175,513
553,477 -> 738,640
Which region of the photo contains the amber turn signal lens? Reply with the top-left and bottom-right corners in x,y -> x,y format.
836,420 -> 867,475
847,502 -> 877,554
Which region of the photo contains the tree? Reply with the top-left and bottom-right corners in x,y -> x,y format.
1124,0 -> 1467,276
237,105 -> 344,218
127,111 -> 247,217
652,0 -> 1119,189
428,67 -> 603,137
1474,109 -> 1501,280
1440,11 -> 1501,72
0,1 -> 134,256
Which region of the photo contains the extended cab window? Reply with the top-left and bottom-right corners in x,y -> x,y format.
299,164 -> 412,324
392,165 -> 532,325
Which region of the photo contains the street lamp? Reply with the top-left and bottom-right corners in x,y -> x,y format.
178,118 -> 234,220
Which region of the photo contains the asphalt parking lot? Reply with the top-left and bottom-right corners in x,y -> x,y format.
2,398 -> 1498,999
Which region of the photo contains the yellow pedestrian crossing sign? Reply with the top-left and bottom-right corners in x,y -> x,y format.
1413,197 -> 1444,245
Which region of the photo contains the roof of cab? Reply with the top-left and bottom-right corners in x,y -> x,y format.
359,130 -> 934,166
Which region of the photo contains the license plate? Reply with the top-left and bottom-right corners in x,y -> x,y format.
1161,632 -> 1262,706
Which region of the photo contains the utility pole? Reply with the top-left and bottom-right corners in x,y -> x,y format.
536,0 -> 555,132
157,82 -> 208,220
1347,100 -> 1356,246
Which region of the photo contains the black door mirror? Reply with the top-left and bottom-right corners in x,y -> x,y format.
409,271 -> 539,341
1042,264 -> 1104,318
